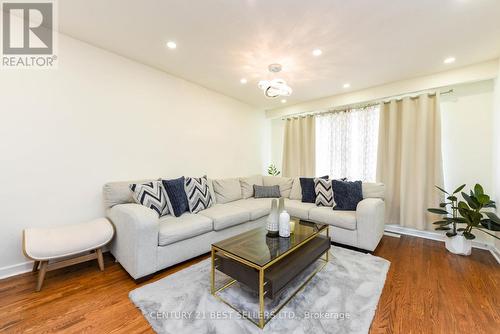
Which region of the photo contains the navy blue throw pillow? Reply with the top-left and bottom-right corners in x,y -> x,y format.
300,175 -> 328,203
162,177 -> 189,217
332,180 -> 363,211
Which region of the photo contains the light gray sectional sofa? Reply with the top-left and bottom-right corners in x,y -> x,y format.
103,175 -> 385,280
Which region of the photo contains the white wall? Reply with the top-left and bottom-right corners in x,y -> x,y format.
441,81 -> 494,194
493,59 -> 500,250
0,34 -> 266,273
441,80 -> 495,243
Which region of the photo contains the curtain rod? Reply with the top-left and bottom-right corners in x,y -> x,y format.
281,88 -> 454,120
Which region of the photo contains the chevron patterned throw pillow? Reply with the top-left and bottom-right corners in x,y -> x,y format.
185,175 -> 214,213
129,181 -> 170,217
314,178 -> 334,207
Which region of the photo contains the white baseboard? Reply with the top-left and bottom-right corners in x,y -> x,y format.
0,246 -> 110,280
384,225 -> 500,263
0,261 -> 34,280
490,245 -> 500,264
383,231 -> 401,238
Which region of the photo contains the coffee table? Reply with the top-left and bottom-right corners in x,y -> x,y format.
210,217 -> 330,328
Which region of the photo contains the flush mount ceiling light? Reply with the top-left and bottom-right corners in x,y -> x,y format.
444,57 -> 456,64
343,83 -> 351,88
257,64 -> 292,98
312,49 -> 322,56
240,78 -> 248,84
166,41 -> 177,49
281,99 -> 287,103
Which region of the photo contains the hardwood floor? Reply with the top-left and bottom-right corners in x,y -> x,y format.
0,235 -> 498,333
371,236 -> 499,334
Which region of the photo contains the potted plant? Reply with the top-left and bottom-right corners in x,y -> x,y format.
428,183 -> 500,255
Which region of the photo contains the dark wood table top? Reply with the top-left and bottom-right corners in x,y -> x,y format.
212,217 -> 327,267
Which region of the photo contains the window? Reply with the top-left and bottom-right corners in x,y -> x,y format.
315,105 -> 380,181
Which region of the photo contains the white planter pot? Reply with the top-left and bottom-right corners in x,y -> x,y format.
445,235 -> 472,256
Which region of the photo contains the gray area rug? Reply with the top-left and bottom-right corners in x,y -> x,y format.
129,246 -> 390,334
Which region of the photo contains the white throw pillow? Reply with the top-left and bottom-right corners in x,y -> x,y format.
212,178 -> 243,204
240,175 -> 263,199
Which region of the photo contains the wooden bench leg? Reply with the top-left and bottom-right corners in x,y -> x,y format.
33,250 -> 105,291
96,248 -> 104,271
32,261 -> 40,272
36,261 -> 48,292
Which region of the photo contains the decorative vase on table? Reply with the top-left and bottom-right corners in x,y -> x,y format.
279,210 -> 291,238
266,199 -> 279,237
278,197 -> 285,213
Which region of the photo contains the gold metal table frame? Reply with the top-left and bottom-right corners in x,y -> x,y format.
210,226 -> 329,329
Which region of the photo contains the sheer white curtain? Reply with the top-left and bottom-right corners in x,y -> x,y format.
315,105 -> 380,181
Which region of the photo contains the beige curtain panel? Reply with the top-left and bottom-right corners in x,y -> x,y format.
377,93 -> 444,230
282,116 -> 316,177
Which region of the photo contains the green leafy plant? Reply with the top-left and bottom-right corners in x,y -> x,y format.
428,184 -> 500,240
267,163 -> 281,176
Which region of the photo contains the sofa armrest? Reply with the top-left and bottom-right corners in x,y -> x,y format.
356,198 -> 385,251
107,203 -> 159,279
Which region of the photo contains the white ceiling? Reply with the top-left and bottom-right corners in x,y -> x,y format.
58,0 -> 500,109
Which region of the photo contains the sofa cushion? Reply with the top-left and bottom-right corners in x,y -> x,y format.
198,204 -> 250,231
289,178 -> 302,200
230,198 -> 272,220
284,199 -> 316,220
240,175 -> 263,199
213,178 -> 242,204
362,182 -> 385,199
158,213 -> 213,246
207,178 -> 217,204
309,207 -> 357,230
103,179 -> 152,209
262,176 -> 293,198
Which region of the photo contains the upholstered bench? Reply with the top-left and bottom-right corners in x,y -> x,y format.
22,218 -> 114,291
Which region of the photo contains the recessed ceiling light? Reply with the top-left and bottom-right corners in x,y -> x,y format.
281,99 -> 287,103
312,49 -> 322,56
240,78 -> 247,84
343,83 -> 351,88
444,57 -> 455,64
166,41 -> 177,49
